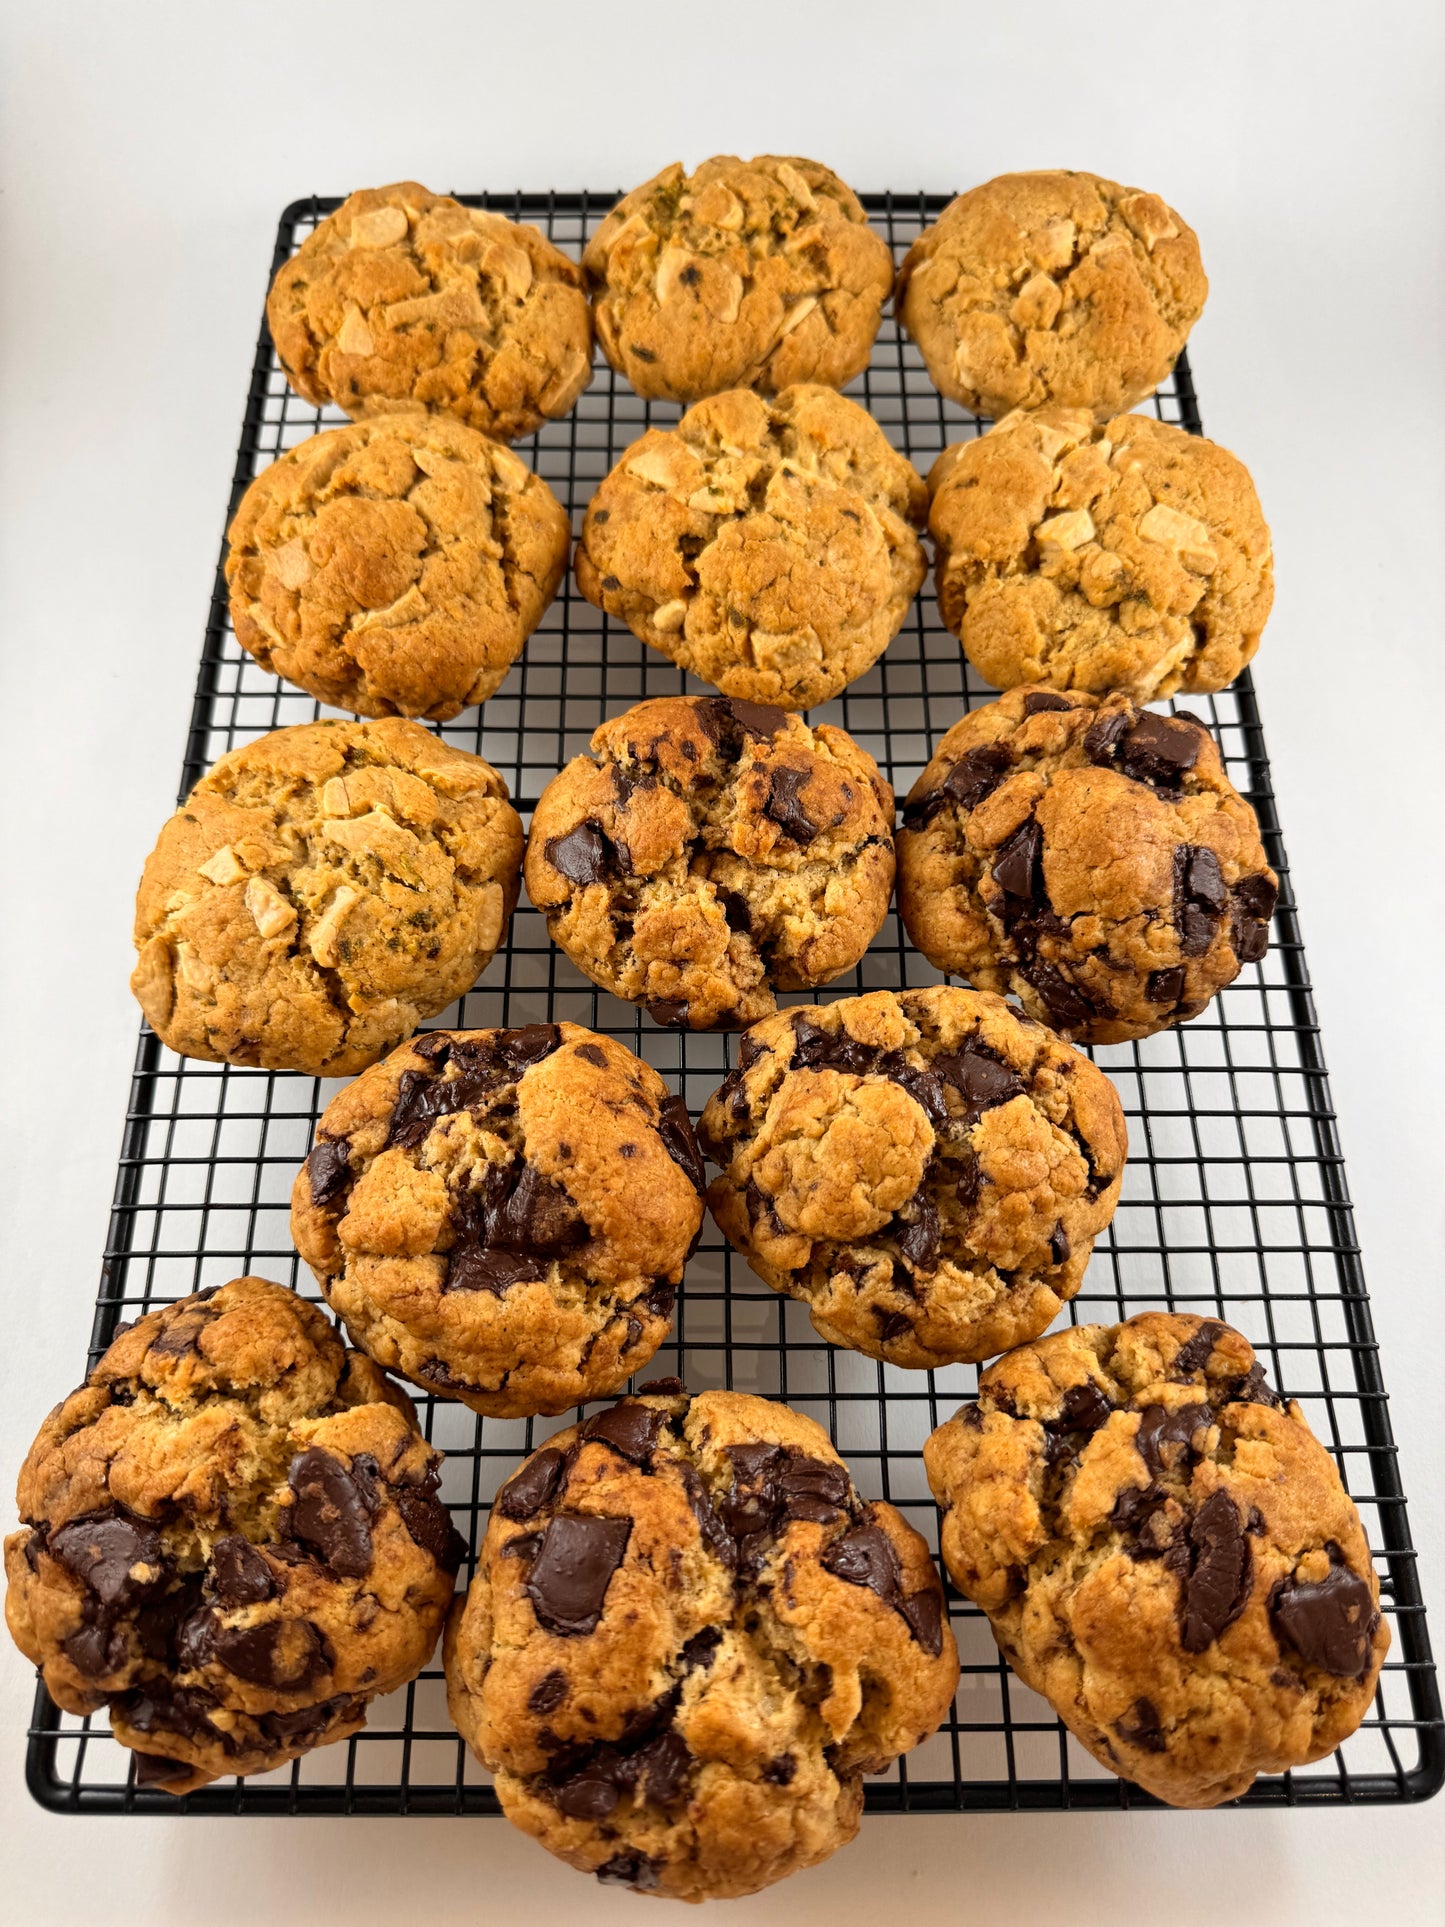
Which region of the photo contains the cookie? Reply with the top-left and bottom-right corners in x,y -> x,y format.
225,417 -> 570,719
927,408 -> 1273,700
3,1277 -> 462,1794
524,696 -> 894,1032
698,987 -> 1127,1369
583,155 -> 894,406
575,385 -> 927,711
923,1314 -> 1388,1807
290,1024 -> 705,1418
267,183 -> 593,442
897,170 -> 1206,420
444,1385 -> 958,1900
896,689 -> 1277,1043
130,720 -> 522,1077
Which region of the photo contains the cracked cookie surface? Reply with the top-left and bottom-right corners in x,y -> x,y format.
225,416 -> 569,719
897,170 -> 1206,420
698,988 -> 1127,1368
897,688 -> 1277,1044
291,1024 -> 706,1418
924,1314 -> 1388,1807
3,1276 -> 462,1794
929,407 -> 1273,700
131,720 -> 522,1077
583,155 -> 894,405
575,385 -> 927,710
524,696 -> 894,1032
267,183 -> 593,441
445,1385 -> 958,1901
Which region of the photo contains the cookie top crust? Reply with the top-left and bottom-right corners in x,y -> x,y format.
896,688 -> 1277,1044
699,987 -> 1128,1368
923,1314 -> 1388,1807
928,408 -> 1274,701
444,1386 -> 958,1900
583,155 -> 895,404
267,183 -> 593,441
897,170 -> 1207,420
130,720 -> 522,1078
290,1024 -> 706,1419
575,385 -> 927,711
524,696 -> 895,1032
3,1277 -> 462,1793
225,417 -> 570,720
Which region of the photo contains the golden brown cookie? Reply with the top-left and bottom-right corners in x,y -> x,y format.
445,1386 -> 958,1900
583,155 -> 894,404
524,696 -> 895,1032
576,385 -> 926,709
130,719 -> 523,1077
897,170 -> 1206,420
225,417 -> 569,719
924,1314 -> 1388,1807
267,183 -> 593,441
896,689 -> 1277,1043
928,408 -> 1273,700
290,1024 -> 705,1418
698,988 -> 1127,1369
3,1277 -> 462,1794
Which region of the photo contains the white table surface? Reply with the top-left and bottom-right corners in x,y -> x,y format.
2,3 -> 1442,1918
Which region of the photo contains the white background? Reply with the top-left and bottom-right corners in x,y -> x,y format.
1,3 -> 1442,1920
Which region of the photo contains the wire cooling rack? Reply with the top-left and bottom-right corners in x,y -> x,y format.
26,191 -> 1442,1816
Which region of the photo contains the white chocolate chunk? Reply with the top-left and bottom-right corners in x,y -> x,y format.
270,539 -> 311,591
337,305 -> 376,357
350,205 -> 408,249
245,875 -> 297,940
1139,503 -> 1218,571
652,599 -> 687,633
197,845 -> 247,887
775,295 -> 817,340
308,885 -> 362,967
1037,509 -> 1096,553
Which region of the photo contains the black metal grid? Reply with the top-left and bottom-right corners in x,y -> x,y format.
25,191 -> 1442,1816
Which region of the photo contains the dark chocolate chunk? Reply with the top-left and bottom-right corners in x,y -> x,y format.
493,1024 -> 563,1073
877,1308 -> 913,1344
210,1617 -> 330,1690
120,1685 -> 222,1745
656,1095 -> 705,1192
1114,1697 -> 1166,1752
285,1448 -> 376,1578
393,1472 -> 466,1571
991,818 -> 1045,908
1116,712 -> 1202,793
1147,966 -> 1186,1007
64,1621 -> 128,1678
580,1400 -> 662,1465
902,743 -> 1013,830
1083,709 -> 1130,765
1049,1223 -> 1071,1266
529,1669 -> 569,1715
410,1032 -> 452,1062
680,1467 -> 736,1570
525,1515 -> 632,1635
489,1162 -> 587,1255
1233,914 -> 1270,964
133,1573 -> 206,1664
637,1376 -> 685,1395
1172,1321 -> 1225,1377
695,695 -> 788,754
933,1047 -> 1026,1121
545,821 -> 628,886
641,1280 -> 677,1320
49,1511 -> 167,1610
823,1522 -> 902,1598
386,1069 -> 457,1151
1270,1545 -> 1377,1678
574,1042 -> 608,1068
1234,873 -> 1278,922
764,765 -> 819,844
496,1448 -> 567,1521
775,1457 -> 851,1524
1020,959 -> 1096,1033
1176,1489 -> 1251,1653
1228,1361 -> 1281,1408
210,1535 -> 274,1608
680,1625 -> 724,1669
790,1015 -> 874,1077
898,1586 -> 945,1657
1134,1404 -> 1210,1477
895,1192 -> 940,1273
716,886 -> 753,935
648,999 -> 689,1028
446,1245 -> 545,1295
556,1767 -> 620,1818
954,1153 -> 982,1210
762,1752 -> 797,1785
132,1752 -> 191,1788
1022,690 -> 1072,714
1174,843 -> 1227,956
596,1852 -> 659,1890
303,1139 -> 352,1209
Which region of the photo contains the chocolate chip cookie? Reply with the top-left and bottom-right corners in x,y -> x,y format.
896,689 -> 1277,1043
225,416 -> 570,719
524,696 -> 894,1032
928,408 -> 1274,700
698,988 -> 1127,1369
291,1024 -> 705,1418
267,183 -> 593,442
575,385 -> 927,710
897,170 -> 1207,420
923,1314 -> 1388,1807
444,1385 -> 958,1900
582,155 -> 894,405
130,719 -> 523,1077
3,1277 -> 462,1794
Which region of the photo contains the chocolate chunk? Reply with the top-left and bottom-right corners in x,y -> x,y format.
898,1586 -> 945,1657
1184,847 -> 1227,911
494,1024 -> 562,1073
393,1472 -> 465,1572
1234,873 -> 1278,922
991,819 -> 1044,908
1176,1490 -> 1251,1653
764,766 -> 819,844
285,1448 -> 376,1578
545,821 -> 627,886
525,1515 -> 632,1635
877,1053 -> 949,1125
877,1308 -> 913,1344
656,1095 -> 705,1192
1228,1361 -> 1281,1408
776,1457 -> 852,1524
716,886 -> 753,935
497,1448 -> 567,1521
903,743 -> 1013,830
120,1685 -> 222,1745
954,1153 -> 982,1210
64,1622 -> 128,1678
574,1043 -> 608,1068
647,999 -> 689,1028
637,1376 -> 685,1395
489,1162 -> 587,1255
1147,966 -> 1186,1007
580,1400 -> 662,1465
1135,1404 -> 1209,1477
1233,913 -> 1270,964
49,1511 -> 167,1610
210,1536 -> 274,1608
1020,959 -> 1096,1033
1083,710 -> 1130,765
1022,690 -> 1072,714
1111,1482 -> 1169,1546
1270,1545 -> 1377,1678
133,1573 -> 206,1664
557,1768 -> 620,1819
680,1625 -> 724,1669
680,1467 -> 736,1570
303,1139 -> 352,1209
695,695 -> 788,753
529,1670 -> 569,1715
596,1853 -> 659,1891
1049,1223 -> 1071,1265
823,1522 -> 902,1598
410,1032 -> 452,1062
790,1015 -> 874,1077
446,1246 -> 545,1295
210,1617 -> 330,1690
934,1048 -> 1026,1121
1116,712 -> 1202,793
132,1752 -> 191,1788
762,1752 -> 797,1785
1172,1321 -> 1225,1377
641,1280 -> 677,1320
720,1444 -> 783,1537
895,1192 -> 940,1272
1114,1697 -> 1166,1753
1058,1382 -> 1112,1433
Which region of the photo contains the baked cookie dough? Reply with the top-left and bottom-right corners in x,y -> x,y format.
290,1024 -> 705,1418
897,170 -> 1206,420
583,154 -> 894,404
267,183 -> 593,441
897,689 -> 1278,1044
524,696 -> 894,1032
575,385 -> 927,711
445,1385 -> 958,1900
924,1314 -> 1388,1807
698,987 -> 1127,1369
4,1276 -> 462,1794
225,416 -> 569,719
130,719 -> 523,1077
928,408 -> 1273,700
